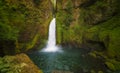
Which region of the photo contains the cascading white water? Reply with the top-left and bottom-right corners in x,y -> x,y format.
41,18 -> 61,52
47,18 -> 56,47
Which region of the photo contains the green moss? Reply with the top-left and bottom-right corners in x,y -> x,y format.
92,51 -> 120,71
56,6 -> 84,45
98,15 -> 120,57
105,62 -> 116,71
90,69 -> 96,73
56,10 -> 72,44
0,23 -> 18,40
56,0 -> 76,45
107,59 -> 120,70
26,34 -> 40,50
0,54 -> 43,73
56,0 -> 120,47
108,27 -> 120,57
85,26 -> 100,41
0,0 -> 52,54
57,0 -> 120,72
98,71 -> 103,73
84,14 -> 120,57
51,0 -> 56,9
89,52 -> 97,58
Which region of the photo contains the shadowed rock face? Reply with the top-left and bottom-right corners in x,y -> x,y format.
0,0 -> 52,55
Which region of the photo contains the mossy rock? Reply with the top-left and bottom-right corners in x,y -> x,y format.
90,69 -> 96,73
0,54 -> 43,73
105,62 -> 116,71
89,52 -> 97,58
107,27 -> 120,57
98,71 -> 103,73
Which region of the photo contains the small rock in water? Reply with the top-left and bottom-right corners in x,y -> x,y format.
52,70 -> 74,73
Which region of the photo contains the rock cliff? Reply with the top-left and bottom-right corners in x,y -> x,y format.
0,0 -> 52,55
56,0 -> 120,71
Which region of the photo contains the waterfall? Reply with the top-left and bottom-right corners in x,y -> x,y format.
47,18 -> 56,47
41,18 -> 61,52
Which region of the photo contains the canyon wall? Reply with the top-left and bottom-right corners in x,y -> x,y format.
0,0 -> 52,55
56,0 -> 120,57
56,0 -> 120,70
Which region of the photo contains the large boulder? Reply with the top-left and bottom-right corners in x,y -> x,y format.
0,53 -> 42,73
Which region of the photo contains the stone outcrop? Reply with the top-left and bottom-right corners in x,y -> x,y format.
0,53 -> 42,73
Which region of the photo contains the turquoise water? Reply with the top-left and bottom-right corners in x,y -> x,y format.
28,48 -> 109,73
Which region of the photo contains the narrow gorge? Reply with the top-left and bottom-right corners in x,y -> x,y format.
0,0 -> 120,73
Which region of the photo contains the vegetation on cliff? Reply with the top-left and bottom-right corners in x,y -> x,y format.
0,0 -> 52,55
56,0 -> 120,71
